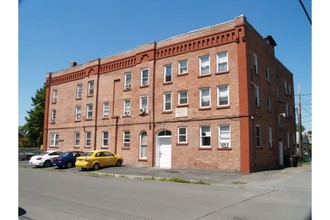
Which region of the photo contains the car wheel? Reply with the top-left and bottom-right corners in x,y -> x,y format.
44,160 -> 51,167
93,163 -> 100,170
115,159 -> 123,166
67,161 -> 73,168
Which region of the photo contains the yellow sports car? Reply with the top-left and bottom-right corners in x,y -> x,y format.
75,150 -> 123,170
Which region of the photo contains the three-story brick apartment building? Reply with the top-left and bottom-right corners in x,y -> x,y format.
43,15 -> 295,173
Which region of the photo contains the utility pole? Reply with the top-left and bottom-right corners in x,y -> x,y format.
298,83 -> 303,165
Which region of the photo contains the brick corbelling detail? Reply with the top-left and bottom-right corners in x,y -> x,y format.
156,29 -> 240,60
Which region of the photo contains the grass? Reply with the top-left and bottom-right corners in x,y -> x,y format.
137,176 -> 209,185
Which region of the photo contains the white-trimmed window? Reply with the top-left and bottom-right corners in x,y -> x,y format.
51,109 -> 56,122
88,80 -> 94,96
140,96 -> 148,114
255,85 -> 260,107
199,55 -> 210,75
50,133 -> 59,146
103,102 -> 109,118
253,53 -> 258,75
102,131 -> 109,147
217,85 -> 229,106
284,80 -> 288,95
52,89 -> 58,103
217,51 -> 228,72
200,88 -> 211,108
76,84 -> 83,99
256,125 -> 261,148
124,99 -> 131,116
141,68 -> 149,86
164,64 -> 172,83
123,131 -> 130,148
267,95 -> 272,112
268,127 -> 272,148
178,127 -> 187,143
75,105 -> 81,120
86,104 -> 93,119
219,125 -> 230,148
139,131 -> 147,160
200,126 -> 211,148
163,92 -> 172,111
178,59 -> 188,74
85,131 -> 91,147
74,131 -> 80,147
178,90 -> 188,105
266,66 -> 270,83
124,72 -> 132,89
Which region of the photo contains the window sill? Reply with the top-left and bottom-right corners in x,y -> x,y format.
138,159 -> 148,162
199,107 -> 211,111
215,70 -> 229,75
176,142 -> 188,146
76,97 -> 82,100
217,147 -> 232,151
75,119 -> 81,122
122,147 -> 130,150
124,88 -> 132,92
163,82 -> 173,85
216,105 -> 230,110
86,118 -> 93,121
198,74 -> 211,78
177,104 -> 189,108
123,114 -> 131,118
198,147 -> 212,150
87,94 -> 94,98
162,111 -> 172,114
178,72 -> 188,77
140,84 -> 149,88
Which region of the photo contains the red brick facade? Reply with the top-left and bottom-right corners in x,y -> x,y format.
43,15 -> 296,173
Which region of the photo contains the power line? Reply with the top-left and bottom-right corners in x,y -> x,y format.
298,0 -> 312,25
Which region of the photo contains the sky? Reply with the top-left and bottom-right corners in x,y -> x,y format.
17,0 -> 312,132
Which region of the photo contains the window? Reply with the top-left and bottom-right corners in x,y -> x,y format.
200,88 -> 211,108
268,127 -> 272,148
124,72 -> 132,89
51,109 -> 56,122
75,105 -> 81,120
200,126 -> 211,148
88,80 -> 94,96
164,64 -> 172,83
199,55 -> 210,75
102,131 -> 109,147
103,102 -> 109,118
284,80 -> 288,95
52,89 -> 58,103
85,131 -> 91,147
139,131 -> 147,160
178,127 -> 187,143
86,104 -> 93,119
74,132 -> 80,146
178,90 -> 188,105
217,85 -> 229,106
124,99 -> 131,116
163,92 -> 172,111
219,125 -> 230,148
140,96 -> 148,114
50,133 -> 59,146
141,68 -> 149,86
76,84 -> 83,99
267,95 -> 272,112
287,132 -> 290,149
217,51 -> 228,72
253,53 -> 258,75
255,86 -> 260,107
256,125 -> 261,148
123,131 -> 130,148
266,66 -> 270,83
178,60 -> 188,74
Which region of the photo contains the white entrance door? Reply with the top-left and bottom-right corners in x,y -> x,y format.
159,138 -> 171,169
279,141 -> 284,166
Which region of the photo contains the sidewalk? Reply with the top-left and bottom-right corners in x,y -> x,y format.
89,162 -> 311,186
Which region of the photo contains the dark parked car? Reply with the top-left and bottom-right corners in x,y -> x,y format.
19,149 -> 36,160
53,151 -> 85,168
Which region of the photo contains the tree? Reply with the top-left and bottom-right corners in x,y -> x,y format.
22,84 -> 45,147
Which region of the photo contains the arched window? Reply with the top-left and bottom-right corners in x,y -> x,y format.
158,130 -> 171,137
139,131 -> 147,160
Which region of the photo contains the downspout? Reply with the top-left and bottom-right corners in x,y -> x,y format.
151,41 -> 157,166
93,58 -> 101,150
43,73 -> 52,152
112,79 -> 120,154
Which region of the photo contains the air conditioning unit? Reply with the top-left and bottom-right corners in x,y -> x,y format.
143,81 -> 149,86
51,118 -> 56,123
125,84 -> 131,89
221,142 -> 229,148
124,112 -> 130,116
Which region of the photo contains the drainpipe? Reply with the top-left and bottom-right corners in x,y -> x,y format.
43,73 -> 52,152
93,58 -> 101,150
151,41 -> 157,166
112,79 -> 120,154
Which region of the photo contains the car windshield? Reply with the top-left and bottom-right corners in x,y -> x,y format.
83,152 -> 93,156
36,152 -> 48,156
60,152 -> 71,156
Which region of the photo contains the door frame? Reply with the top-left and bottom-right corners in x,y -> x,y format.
155,130 -> 172,168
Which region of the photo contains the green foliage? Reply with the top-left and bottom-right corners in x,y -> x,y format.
22,84 -> 46,146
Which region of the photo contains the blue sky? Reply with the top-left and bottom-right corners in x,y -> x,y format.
18,0 -> 312,131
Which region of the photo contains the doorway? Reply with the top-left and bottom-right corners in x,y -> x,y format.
155,130 -> 172,169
